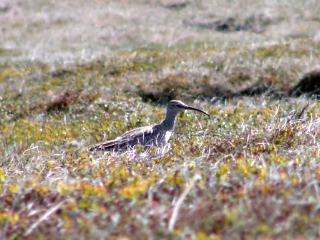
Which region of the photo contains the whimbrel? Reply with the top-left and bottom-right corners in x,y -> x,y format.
90,100 -> 209,152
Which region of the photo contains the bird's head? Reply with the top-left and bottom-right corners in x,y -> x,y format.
167,100 -> 210,116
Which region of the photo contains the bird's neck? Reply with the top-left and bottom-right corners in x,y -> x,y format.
162,111 -> 178,131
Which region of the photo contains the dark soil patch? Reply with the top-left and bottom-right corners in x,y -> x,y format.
183,13 -> 275,33
290,70 -> 320,97
162,1 -> 188,10
29,88 -> 84,112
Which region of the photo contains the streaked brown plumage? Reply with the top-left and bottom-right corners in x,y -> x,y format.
90,100 -> 209,151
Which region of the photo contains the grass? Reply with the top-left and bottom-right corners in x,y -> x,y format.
2,95 -> 320,239
1,0 -> 320,239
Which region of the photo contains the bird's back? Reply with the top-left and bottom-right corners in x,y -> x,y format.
90,123 -> 172,151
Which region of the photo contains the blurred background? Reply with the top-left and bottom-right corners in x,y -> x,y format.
1,0 -> 320,63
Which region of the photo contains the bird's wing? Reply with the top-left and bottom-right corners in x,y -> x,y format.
118,124 -> 158,140
90,124 -> 160,151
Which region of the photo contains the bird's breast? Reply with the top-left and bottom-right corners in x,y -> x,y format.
164,130 -> 173,143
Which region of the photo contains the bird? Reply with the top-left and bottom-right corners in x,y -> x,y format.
89,100 -> 209,152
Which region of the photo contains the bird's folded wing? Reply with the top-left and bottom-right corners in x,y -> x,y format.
90,124 -> 158,151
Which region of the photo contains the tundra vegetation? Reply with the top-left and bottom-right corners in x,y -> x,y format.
1,0 -> 320,239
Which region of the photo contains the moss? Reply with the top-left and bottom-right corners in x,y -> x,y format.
1,38 -> 320,239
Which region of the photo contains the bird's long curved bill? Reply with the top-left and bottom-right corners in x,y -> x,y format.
185,106 -> 210,117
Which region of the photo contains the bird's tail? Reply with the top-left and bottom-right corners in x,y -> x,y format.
89,139 -> 125,152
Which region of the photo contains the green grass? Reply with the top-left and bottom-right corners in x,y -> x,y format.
1,47 -> 320,238
2,96 -> 320,239
1,0 -> 320,238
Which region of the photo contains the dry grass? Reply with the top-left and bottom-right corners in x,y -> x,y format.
2,96 -> 320,239
1,0 -> 320,62
1,0 -> 320,239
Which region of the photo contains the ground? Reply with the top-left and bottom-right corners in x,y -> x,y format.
1,0 -> 320,239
